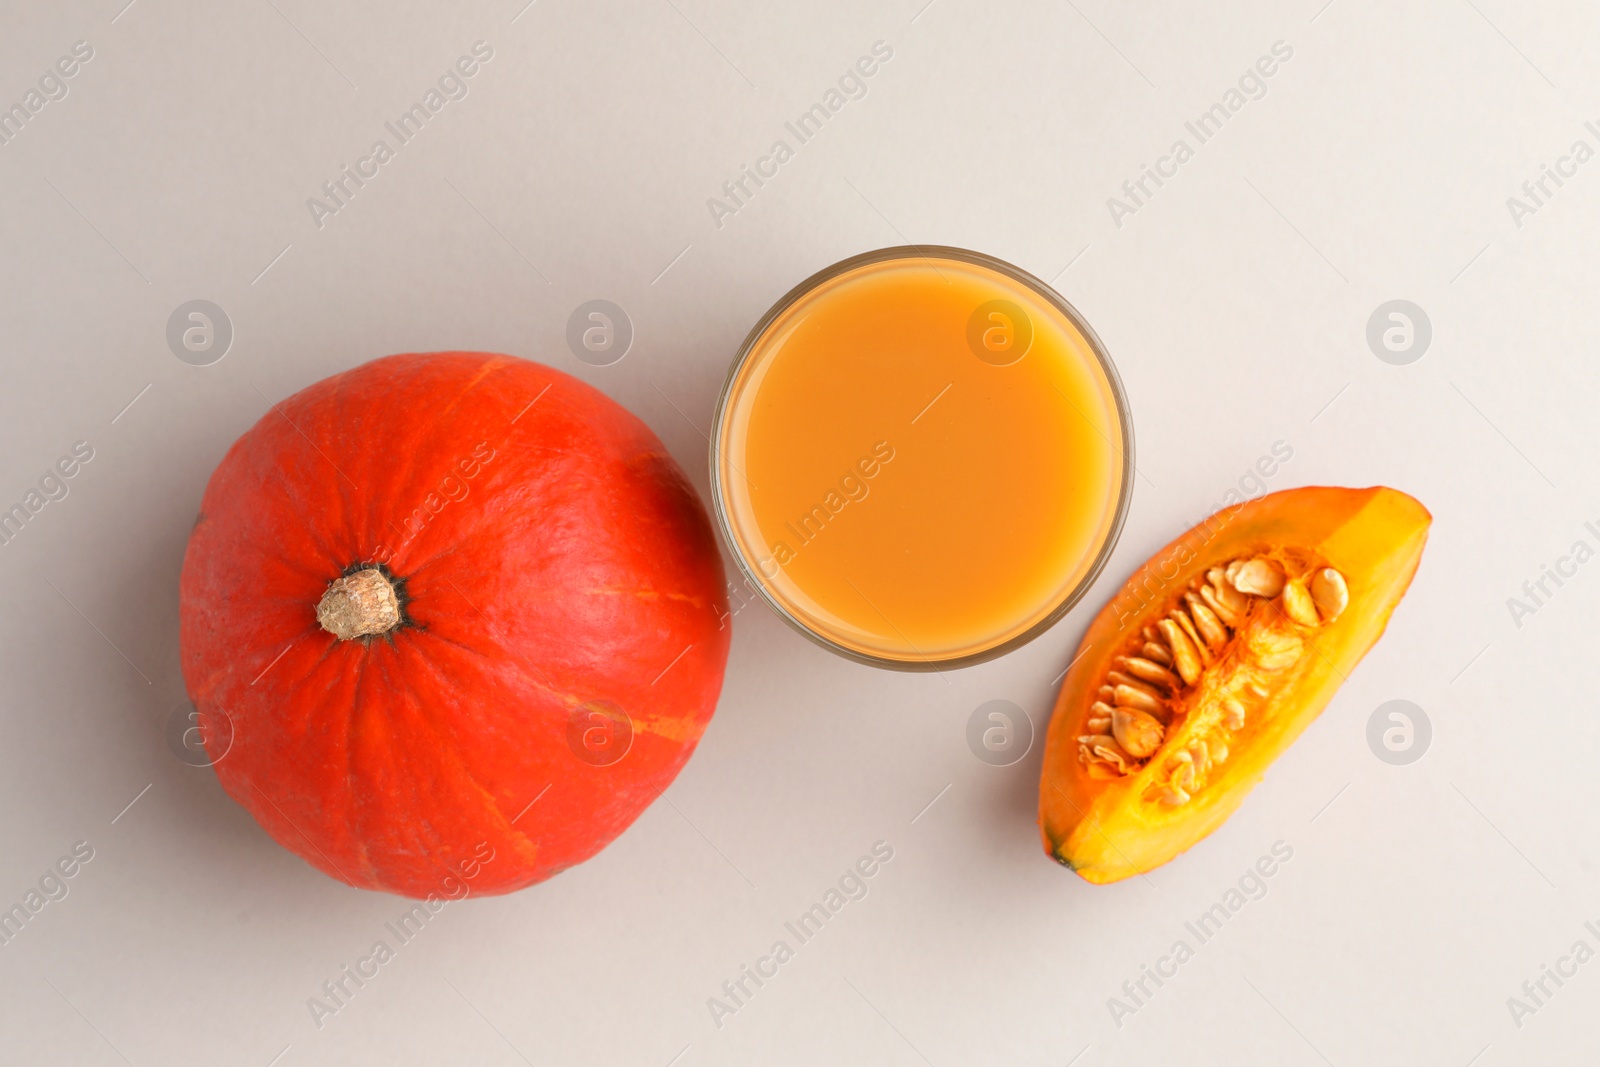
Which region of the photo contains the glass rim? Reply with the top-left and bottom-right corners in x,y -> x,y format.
708,244 -> 1137,671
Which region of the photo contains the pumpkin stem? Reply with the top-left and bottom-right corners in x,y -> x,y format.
317,568 -> 401,640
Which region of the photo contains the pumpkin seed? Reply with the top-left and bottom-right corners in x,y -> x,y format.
1074,553 -> 1348,794
1310,567 -> 1348,622
1200,583 -> 1244,628
1115,655 -> 1181,691
1079,734 -> 1133,773
1113,683 -> 1165,717
1172,609 -> 1212,667
1107,671 -> 1162,700
1112,707 -> 1165,758
1142,641 -> 1174,667
1232,558 -> 1286,598
1281,579 -> 1320,627
1211,574 -> 1252,616
1157,618 -> 1204,686
1184,594 -> 1229,652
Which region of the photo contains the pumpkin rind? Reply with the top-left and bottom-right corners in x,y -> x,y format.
179,352 -> 731,898
1038,486 -> 1430,883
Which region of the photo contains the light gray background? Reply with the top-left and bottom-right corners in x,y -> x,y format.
0,0 -> 1594,1063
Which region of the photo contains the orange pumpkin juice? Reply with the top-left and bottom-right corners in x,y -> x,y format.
712,248 -> 1131,667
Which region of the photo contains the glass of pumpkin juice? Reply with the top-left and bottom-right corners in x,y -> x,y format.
711,246 -> 1133,669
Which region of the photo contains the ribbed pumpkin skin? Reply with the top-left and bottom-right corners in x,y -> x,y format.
179,352 -> 730,898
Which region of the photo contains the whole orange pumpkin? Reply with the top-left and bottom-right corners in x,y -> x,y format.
179,352 -> 730,898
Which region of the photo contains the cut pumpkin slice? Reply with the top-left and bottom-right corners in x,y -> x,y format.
1039,486 -> 1430,883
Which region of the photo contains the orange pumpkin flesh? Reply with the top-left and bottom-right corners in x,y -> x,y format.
179,353 -> 730,898
1039,486 -> 1430,883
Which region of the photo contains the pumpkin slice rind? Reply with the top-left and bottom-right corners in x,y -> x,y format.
1039,486 -> 1430,883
